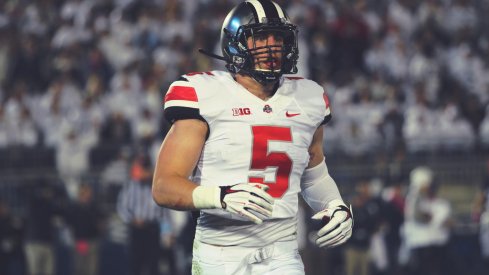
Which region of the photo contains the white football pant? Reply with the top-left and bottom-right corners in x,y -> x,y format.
192,239 -> 305,275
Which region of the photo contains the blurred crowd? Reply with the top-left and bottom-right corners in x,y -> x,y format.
1,0 -> 489,177
1,0 -> 489,275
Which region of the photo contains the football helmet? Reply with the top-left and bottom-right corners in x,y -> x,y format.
220,0 -> 299,84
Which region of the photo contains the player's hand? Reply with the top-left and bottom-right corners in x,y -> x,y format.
312,203 -> 353,248
219,183 -> 274,224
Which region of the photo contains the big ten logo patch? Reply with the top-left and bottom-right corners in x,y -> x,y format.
232,107 -> 251,116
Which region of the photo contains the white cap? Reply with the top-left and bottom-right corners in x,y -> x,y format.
410,166 -> 433,190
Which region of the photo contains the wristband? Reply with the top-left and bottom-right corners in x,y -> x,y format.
192,185 -> 221,209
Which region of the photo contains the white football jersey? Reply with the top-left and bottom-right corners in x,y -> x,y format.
164,70 -> 331,246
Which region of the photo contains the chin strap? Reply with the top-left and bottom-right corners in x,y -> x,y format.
198,48 -> 227,62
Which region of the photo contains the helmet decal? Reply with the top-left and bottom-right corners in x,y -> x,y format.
246,0 -> 281,23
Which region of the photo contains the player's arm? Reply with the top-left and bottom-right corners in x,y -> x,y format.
301,126 -> 353,248
302,126 -> 343,211
152,118 -> 207,210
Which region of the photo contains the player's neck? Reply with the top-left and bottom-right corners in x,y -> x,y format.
235,74 -> 278,101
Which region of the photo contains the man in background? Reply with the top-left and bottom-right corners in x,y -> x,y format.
474,159 -> 489,274
401,166 -> 452,275
67,183 -> 105,275
0,199 -> 25,275
24,179 -> 61,275
118,153 -> 172,275
344,179 -> 384,275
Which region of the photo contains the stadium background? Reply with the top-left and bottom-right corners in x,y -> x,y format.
0,0 -> 488,275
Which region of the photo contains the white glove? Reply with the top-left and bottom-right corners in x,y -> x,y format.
312,202 -> 353,248
219,183 -> 274,224
192,183 -> 274,224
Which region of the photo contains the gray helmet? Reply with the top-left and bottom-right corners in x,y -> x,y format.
220,0 -> 299,84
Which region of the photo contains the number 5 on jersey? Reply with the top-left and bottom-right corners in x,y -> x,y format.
248,126 -> 292,198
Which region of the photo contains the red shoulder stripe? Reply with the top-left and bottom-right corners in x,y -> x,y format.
323,93 -> 330,109
165,86 -> 198,103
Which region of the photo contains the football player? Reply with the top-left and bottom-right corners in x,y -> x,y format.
152,1 -> 353,274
